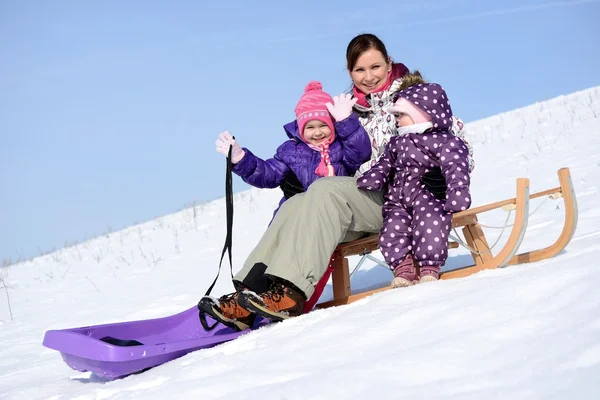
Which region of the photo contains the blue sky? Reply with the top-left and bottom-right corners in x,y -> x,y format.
1,0 -> 599,263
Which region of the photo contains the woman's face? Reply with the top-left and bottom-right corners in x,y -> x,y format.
349,49 -> 390,94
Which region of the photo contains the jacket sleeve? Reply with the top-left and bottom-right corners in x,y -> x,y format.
438,135 -> 472,212
356,138 -> 397,192
451,115 -> 475,173
231,144 -> 290,189
334,113 -> 372,175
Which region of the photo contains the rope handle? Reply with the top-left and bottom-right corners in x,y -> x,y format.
199,140 -> 235,331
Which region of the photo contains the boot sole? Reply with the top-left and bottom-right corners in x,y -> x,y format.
197,298 -> 251,331
237,292 -> 290,323
391,277 -> 415,288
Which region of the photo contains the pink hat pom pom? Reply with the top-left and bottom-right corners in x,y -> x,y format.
304,81 -> 323,92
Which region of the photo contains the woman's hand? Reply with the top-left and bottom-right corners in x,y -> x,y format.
326,93 -> 358,122
216,131 -> 245,163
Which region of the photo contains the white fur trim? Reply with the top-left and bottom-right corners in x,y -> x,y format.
396,121 -> 433,136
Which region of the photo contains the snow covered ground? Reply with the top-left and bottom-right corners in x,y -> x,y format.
1,86 -> 599,399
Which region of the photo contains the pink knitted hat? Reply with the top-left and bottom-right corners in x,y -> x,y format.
295,81 -> 335,142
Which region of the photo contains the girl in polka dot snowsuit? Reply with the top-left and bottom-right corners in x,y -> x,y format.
357,79 -> 472,287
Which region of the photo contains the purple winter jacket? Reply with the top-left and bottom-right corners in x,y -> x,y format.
357,83 -> 472,269
232,113 -> 371,214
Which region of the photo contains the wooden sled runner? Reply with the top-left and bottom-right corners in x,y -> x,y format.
317,167 -> 578,309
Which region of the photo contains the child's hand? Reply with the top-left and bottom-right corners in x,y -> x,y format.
216,131 -> 245,163
444,187 -> 472,213
326,93 -> 358,122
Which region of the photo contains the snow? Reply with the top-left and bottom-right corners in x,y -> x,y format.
1,86 -> 599,399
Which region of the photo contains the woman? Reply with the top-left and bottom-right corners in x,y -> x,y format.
198,33 -> 471,331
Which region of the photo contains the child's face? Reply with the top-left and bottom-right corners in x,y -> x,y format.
395,113 -> 414,127
303,120 -> 332,146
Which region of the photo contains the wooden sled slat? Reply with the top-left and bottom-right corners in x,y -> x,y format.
331,255 -> 351,299
507,167 -> 578,265
337,216 -> 477,258
440,177 -> 530,279
317,168 -> 577,310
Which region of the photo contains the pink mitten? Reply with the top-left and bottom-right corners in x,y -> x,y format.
216,131 -> 245,163
325,93 -> 358,122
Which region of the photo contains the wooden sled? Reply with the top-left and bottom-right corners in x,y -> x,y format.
316,167 -> 578,309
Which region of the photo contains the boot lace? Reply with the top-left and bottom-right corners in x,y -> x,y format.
263,284 -> 286,303
219,292 -> 239,307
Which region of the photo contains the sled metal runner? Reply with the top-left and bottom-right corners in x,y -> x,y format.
317,167 -> 578,309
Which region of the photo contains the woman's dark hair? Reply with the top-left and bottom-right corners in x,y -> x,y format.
346,33 -> 390,71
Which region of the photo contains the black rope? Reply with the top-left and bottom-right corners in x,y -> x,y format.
199,141 -> 235,331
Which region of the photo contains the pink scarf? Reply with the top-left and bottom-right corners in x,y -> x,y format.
314,143 -> 335,177
352,62 -> 409,107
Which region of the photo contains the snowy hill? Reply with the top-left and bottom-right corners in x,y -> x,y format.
1,87 -> 600,399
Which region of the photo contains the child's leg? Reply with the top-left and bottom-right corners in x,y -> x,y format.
410,192 -> 452,279
380,203 -> 418,287
379,203 -> 413,268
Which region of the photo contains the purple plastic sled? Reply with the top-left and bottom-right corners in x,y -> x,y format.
43,306 -> 267,380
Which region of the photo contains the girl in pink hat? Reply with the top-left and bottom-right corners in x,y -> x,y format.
200,81 -> 371,331
214,81 -> 372,220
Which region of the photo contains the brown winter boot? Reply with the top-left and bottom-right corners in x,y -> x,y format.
198,291 -> 256,331
391,255 -> 418,288
419,265 -> 440,284
237,280 -> 306,322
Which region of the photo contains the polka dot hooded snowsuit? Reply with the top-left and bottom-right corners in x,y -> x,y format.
357,83 -> 472,270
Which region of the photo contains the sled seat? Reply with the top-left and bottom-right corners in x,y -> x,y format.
317,167 -> 577,309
